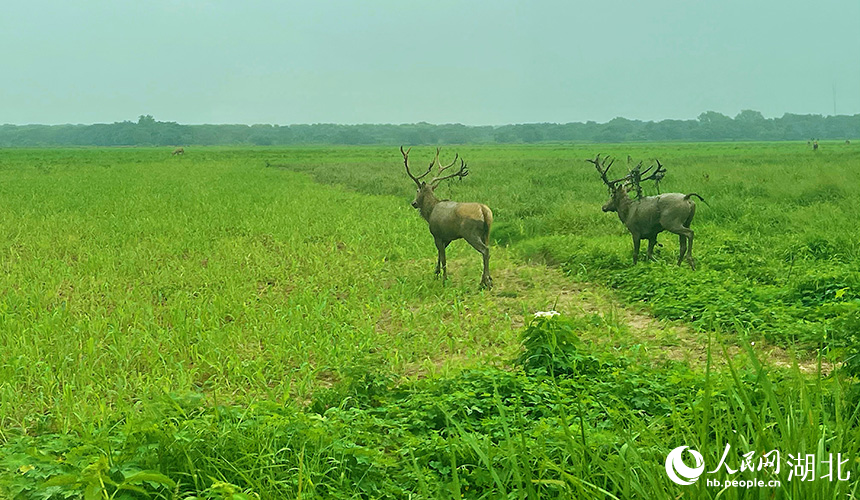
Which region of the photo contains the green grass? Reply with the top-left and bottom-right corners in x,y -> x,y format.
3,317 -> 856,499
278,142 -> 860,347
1,144 -> 859,499
0,148 -> 563,431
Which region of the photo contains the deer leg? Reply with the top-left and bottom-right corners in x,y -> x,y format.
686,230 -> 695,270
435,239 -> 449,280
646,237 -> 657,262
683,207 -> 696,270
465,234 -> 492,290
480,248 -> 492,290
670,228 -> 695,270
678,234 -> 687,266
632,236 -> 641,264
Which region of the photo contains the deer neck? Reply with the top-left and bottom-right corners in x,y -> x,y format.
418,191 -> 441,222
615,191 -> 635,225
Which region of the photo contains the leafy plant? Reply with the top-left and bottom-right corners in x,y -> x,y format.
516,312 -> 608,377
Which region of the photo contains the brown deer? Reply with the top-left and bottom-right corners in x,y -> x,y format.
172,147 -> 185,155
401,146 -> 493,289
588,154 -> 705,270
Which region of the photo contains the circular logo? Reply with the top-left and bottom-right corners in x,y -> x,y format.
665,446 -> 705,485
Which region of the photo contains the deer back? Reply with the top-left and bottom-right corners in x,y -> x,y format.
625,193 -> 695,237
428,201 -> 491,242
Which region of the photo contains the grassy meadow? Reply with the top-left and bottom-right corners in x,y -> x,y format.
1,143 -> 859,499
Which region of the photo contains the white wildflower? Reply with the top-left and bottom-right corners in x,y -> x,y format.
533,310 -> 560,319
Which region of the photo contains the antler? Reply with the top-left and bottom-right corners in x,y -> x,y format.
430,156 -> 468,186
431,147 -> 461,177
626,158 -> 667,198
401,146 -> 433,187
586,154 -> 627,188
640,159 -> 666,184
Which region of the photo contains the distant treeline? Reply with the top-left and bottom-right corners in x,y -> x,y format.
1,111 -> 857,147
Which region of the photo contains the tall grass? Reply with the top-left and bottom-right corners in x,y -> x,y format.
4,315 -> 854,499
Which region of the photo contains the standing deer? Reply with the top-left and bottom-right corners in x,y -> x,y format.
172,147 -> 185,155
588,154 -> 705,270
401,146 -> 493,289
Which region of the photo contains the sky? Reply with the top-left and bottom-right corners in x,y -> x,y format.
2,0 -> 859,126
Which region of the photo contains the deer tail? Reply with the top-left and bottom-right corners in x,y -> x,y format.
480,205 -> 493,246
685,192 -> 711,207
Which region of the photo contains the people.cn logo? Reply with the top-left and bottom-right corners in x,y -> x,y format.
665,446 -> 705,485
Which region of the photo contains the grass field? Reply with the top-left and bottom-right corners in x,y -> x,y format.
1,143 -> 859,499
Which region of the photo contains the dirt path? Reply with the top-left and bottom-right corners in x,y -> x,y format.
486,258 -> 831,376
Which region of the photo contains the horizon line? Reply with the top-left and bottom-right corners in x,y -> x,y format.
4,110 -> 860,128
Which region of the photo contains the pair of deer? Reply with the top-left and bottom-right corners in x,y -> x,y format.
402,148 -> 704,290
588,154 -> 705,270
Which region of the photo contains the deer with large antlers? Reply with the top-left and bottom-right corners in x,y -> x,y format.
401,146 -> 494,289
589,154 -> 705,270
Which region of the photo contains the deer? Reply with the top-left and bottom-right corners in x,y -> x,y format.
401,146 -> 493,289
588,154 -> 705,270
172,147 -> 185,155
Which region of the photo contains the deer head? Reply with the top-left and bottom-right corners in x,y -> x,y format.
401,146 -> 468,210
586,154 -> 629,212
589,154 -> 668,211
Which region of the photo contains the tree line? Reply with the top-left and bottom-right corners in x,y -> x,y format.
1,111 -> 857,147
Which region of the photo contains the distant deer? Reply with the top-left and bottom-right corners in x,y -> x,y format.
588,154 -> 705,270
401,146 -> 493,289
172,147 -> 185,155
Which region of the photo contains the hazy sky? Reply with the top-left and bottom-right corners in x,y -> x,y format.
3,0 -> 858,125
